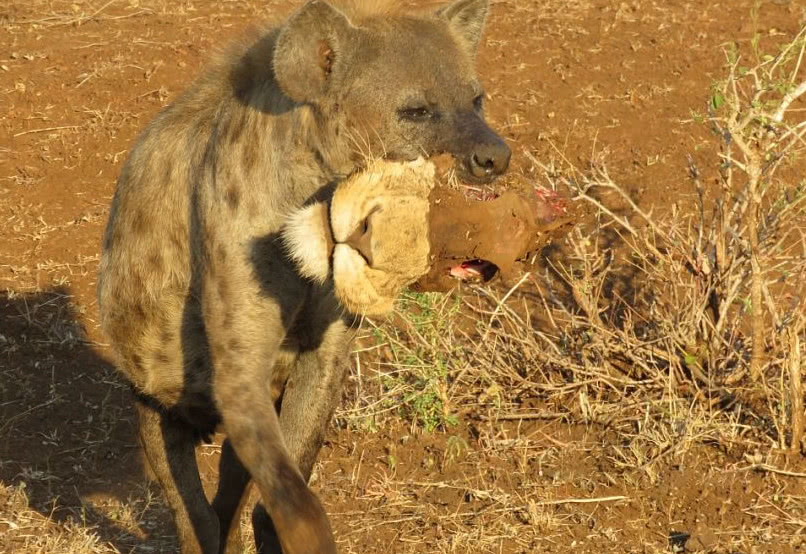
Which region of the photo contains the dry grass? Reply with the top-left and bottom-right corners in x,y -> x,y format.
329,25 -> 806,553
1,0 -> 805,552
0,481 -> 109,554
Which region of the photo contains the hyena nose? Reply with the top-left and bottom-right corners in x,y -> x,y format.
469,139 -> 511,180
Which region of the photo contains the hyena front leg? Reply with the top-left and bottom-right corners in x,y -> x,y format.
213,364 -> 336,554
135,400 -> 220,554
203,242 -> 336,554
253,289 -> 355,553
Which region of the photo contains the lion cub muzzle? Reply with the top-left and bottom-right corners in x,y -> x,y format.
341,205 -> 380,267
283,159 -> 434,316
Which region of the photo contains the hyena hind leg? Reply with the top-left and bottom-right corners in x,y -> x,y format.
251,503 -> 275,554
211,438 -> 253,554
135,400 -> 220,554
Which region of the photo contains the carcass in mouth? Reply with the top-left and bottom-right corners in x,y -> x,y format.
412,157 -> 574,292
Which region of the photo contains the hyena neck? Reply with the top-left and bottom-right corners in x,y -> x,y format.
223,32 -> 356,207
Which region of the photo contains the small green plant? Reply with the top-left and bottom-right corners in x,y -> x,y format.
364,290 -> 463,432
401,359 -> 458,432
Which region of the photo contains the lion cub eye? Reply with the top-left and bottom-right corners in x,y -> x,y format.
473,94 -> 484,111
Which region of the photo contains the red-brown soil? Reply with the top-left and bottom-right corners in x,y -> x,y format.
1,1 -> 805,553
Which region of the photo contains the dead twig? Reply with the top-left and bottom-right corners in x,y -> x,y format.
738,464 -> 806,478
787,317 -> 804,453
13,125 -> 80,137
534,495 -> 628,506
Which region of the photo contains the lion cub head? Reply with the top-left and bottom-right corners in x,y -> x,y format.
283,158 -> 434,316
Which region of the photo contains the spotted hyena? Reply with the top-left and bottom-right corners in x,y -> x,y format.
97,0 -> 509,552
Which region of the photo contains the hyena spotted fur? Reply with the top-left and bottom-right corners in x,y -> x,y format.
97,0 -> 510,552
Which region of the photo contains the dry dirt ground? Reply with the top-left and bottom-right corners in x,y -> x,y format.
1,0 -> 806,553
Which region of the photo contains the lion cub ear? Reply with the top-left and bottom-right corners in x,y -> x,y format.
282,203 -> 334,283
273,0 -> 355,103
436,0 -> 489,55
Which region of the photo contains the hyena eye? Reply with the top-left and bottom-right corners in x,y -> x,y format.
473,94 -> 484,111
398,106 -> 434,122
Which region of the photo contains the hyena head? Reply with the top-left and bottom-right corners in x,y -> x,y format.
273,0 -> 510,184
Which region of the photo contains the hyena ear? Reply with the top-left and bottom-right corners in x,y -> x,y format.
436,0 -> 489,54
273,0 -> 354,103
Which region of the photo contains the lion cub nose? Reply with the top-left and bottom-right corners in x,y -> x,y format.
344,216 -> 374,267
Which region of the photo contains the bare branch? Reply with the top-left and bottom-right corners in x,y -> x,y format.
773,80 -> 806,123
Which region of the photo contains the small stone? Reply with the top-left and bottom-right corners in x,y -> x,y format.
691,525 -> 718,550
668,531 -> 690,553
